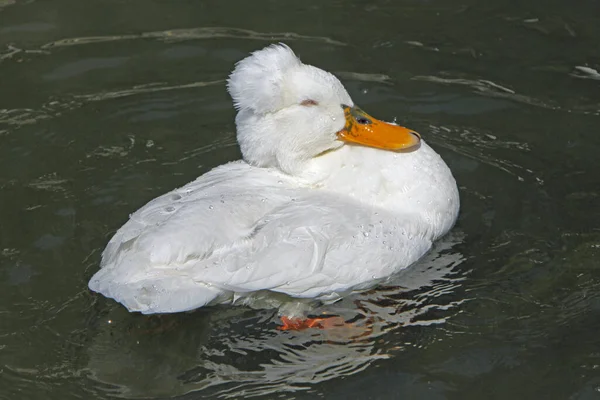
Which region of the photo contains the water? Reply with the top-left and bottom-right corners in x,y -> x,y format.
1,0 -> 600,398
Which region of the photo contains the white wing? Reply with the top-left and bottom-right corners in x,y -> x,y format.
202,194 -> 432,296
89,161 -> 432,314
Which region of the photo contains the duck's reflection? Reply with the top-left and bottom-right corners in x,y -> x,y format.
86,232 -> 466,398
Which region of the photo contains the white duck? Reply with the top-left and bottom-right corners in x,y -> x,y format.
89,44 -> 459,329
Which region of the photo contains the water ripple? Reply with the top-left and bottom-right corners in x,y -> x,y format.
0,80 -> 223,130
412,75 -> 560,110
41,27 -> 346,49
571,65 -> 600,81
427,124 -> 542,184
73,80 -> 225,102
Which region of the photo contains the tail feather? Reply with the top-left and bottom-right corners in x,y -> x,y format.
89,268 -> 224,314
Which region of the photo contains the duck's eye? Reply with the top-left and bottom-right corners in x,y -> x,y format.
300,99 -> 318,106
356,116 -> 372,125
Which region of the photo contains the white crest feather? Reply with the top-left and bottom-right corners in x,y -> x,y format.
227,43 -> 302,114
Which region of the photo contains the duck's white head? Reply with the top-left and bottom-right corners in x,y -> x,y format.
227,44 -> 421,176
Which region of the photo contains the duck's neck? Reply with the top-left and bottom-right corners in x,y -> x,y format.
298,141 -> 460,240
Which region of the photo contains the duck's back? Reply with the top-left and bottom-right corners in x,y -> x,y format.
89,161 -> 434,314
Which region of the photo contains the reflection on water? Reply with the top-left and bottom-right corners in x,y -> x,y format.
85,233 -> 466,398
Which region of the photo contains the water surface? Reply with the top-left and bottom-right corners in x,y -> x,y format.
2,0 -> 600,399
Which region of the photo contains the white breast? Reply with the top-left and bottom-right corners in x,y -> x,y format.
303,141 -> 460,239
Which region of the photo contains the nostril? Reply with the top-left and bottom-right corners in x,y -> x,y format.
356,117 -> 371,125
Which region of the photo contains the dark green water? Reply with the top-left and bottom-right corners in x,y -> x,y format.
2,0 -> 600,399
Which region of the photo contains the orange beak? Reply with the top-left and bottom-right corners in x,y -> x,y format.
337,105 -> 421,151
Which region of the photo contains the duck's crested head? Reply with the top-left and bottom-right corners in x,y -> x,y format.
227,43 -> 352,115
227,44 -> 421,176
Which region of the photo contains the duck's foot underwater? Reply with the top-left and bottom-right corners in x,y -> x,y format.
278,314 -> 349,331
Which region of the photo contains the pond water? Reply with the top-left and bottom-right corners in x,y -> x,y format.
1,0 -> 600,399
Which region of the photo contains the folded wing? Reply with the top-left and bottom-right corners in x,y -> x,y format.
90,162 -> 432,314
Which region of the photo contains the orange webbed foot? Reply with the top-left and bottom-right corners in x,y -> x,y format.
278,315 -> 347,331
